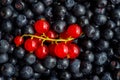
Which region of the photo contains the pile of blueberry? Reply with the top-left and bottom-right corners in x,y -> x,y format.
0,0 -> 120,80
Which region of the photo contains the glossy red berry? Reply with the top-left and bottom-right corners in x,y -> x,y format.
66,24 -> 82,38
46,30 -> 57,39
34,19 -> 50,34
24,38 -> 37,52
35,45 -> 48,59
54,43 -> 68,59
68,43 -> 80,59
14,36 -> 24,46
60,31 -> 69,39
48,43 -> 56,56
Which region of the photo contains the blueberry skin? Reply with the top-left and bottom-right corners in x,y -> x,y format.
95,52 -> 108,65
52,20 -> 66,33
65,0 -> 75,10
70,59 -> 80,73
42,0 -> 53,6
57,58 -> 69,70
20,66 -> 33,79
60,71 -> 71,80
14,47 -> 25,59
94,14 -> 107,25
33,62 -> 46,73
0,7 -> 13,19
1,63 -> 15,77
112,9 -> 120,20
0,0 -> 13,6
44,56 -> 56,69
0,53 -> 8,64
1,20 -> 13,33
25,54 -> 36,65
16,14 -> 28,27
32,2 -> 45,15
72,4 -> 86,17
0,40 -> 9,53
101,73 -> 113,80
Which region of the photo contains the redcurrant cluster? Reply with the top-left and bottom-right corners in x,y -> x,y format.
14,19 -> 82,59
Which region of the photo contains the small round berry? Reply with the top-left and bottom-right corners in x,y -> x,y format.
34,19 -> 50,34
68,43 -> 80,59
14,36 -> 24,46
46,30 -> 57,39
54,43 -> 68,59
48,43 -> 56,56
35,45 -> 48,59
66,24 -> 82,38
0,40 -> 9,53
24,38 -> 37,52
0,53 -> 8,64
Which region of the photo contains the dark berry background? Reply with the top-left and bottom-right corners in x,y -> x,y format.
0,0 -> 120,80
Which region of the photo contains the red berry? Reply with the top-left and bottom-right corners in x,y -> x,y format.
60,31 -> 69,39
54,43 -> 68,59
46,30 -> 57,39
66,24 -> 82,38
24,38 -> 37,52
48,43 -> 56,56
68,43 -> 80,59
14,36 -> 24,46
34,19 -> 50,34
35,45 -> 48,59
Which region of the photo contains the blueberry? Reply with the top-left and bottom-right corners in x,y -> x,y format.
1,20 -> 13,33
84,25 -> 96,38
110,0 -> 120,4
53,5 -> 67,20
32,2 -> 45,15
82,39 -> 93,49
9,58 -> 17,65
94,66 -> 104,75
78,16 -> 89,27
20,66 -> 33,79
16,14 -> 28,27
14,1 -> 26,11
65,14 -> 77,24
81,61 -> 92,75
25,0 -> 38,3
42,0 -> 53,6
44,56 -> 56,69
45,7 -> 53,18
94,14 -> 107,25
70,59 -> 80,73
101,73 -> 113,80
1,63 -> 15,77
57,58 -> 69,70
24,9 -> 34,19
0,53 -> 8,64
0,76 -> 4,80
112,9 -> 120,20
0,0 -> 13,6
96,39 -> 109,51
33,62 -> 46,73
52,20 -> 66,33
50,76 -> 59,80
72,4 -> 86,17
0,7 -> 12,19
0,40 -> 9,53
102,29 -> 114,40
22,25 -> 35,34
95,52 -> 107,65
65,0 -> 75,10
14,47 -> 25,59
97,0 -> 107,8
81,50 -> 94,62
60,71 -> 71,80
106,20 -> 116,29
25,54 -> 36,65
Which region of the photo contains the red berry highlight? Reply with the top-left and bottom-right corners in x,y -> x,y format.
34,19 -> 50,34
14,36 -> 24,46
54,43 -> 68,59
68,43 -> 80,59
24,38 -> 37,52
66,24 -> 82,38
35,45 -> 48,59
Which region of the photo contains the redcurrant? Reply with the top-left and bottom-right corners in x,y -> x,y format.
66,24 -> 82,38
24,38 -> 37,52
68,43 -> 80,59
34,19 -> 50,34
54,43 -> 68,59
35,45 -> 48,59
46,30 -> 57,39
14,36 -> 24,46
48,43 -> 56,56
